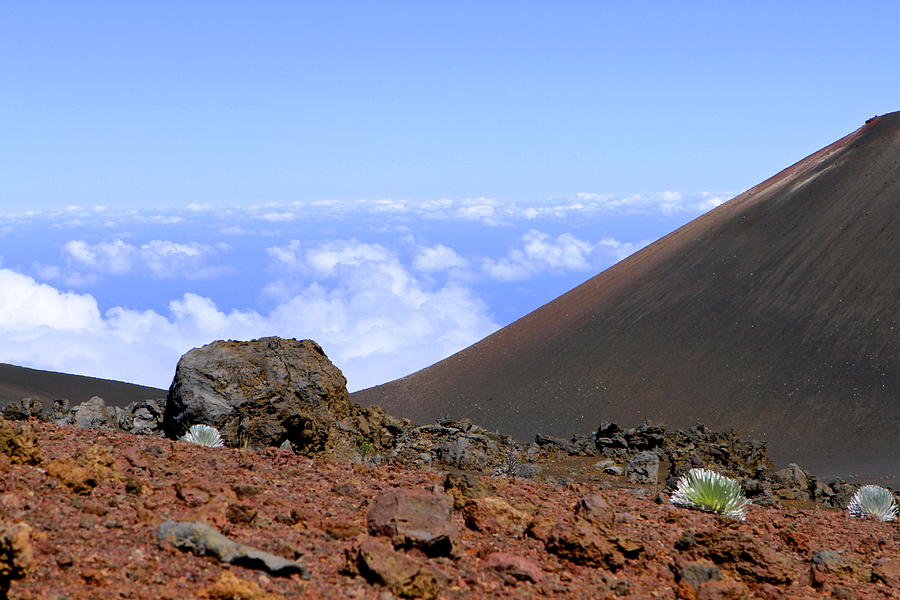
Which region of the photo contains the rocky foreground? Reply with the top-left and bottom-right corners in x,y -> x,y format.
0,420 -> 897,600
0,337 -> 897,599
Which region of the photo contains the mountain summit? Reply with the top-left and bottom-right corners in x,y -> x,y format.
355,113 -> 900,483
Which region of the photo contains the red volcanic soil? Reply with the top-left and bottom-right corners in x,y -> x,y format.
0,363 -> 166,409
354,113 -> 900,486
2,421 -> 898,599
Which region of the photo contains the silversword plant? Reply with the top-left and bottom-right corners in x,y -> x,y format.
670,468 -> 750,521
847,485 -> 897,522
180,424 -> 225,448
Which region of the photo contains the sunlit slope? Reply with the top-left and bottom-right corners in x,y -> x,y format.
355,113 -> 900,483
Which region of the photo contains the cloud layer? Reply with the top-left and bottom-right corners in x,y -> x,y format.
0,237 -> 498,391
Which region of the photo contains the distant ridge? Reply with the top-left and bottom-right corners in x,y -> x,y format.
0,363 -> 166,409
355,112 -> 900,485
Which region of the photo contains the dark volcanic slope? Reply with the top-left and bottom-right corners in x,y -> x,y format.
0,363 -> 166,409
355,113 -> 900,484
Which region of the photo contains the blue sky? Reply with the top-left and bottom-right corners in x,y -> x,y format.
1,2 -> 897,391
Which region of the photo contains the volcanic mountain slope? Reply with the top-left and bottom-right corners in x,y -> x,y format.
0,363 -> 166,409
355,112 -> 900,484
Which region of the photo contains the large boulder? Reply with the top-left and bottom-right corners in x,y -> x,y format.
163,337 -> 355,452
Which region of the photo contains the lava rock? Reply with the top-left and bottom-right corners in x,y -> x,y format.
163,337 -> 353,453
367,489 -> 456,556
156,520 -> 308,578
344,537 -> 446,599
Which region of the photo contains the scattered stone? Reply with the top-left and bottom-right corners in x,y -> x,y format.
574,493 -> 615,530
687,529 -> 793,585
70,397 -> 116,429
462,497 -> 529,536
482,552 -> 544,584
0,419 -> 43,466
367,489 -> 456,557
871,557 -> 900,587
344,537 -> 446,599
545,521 -> 624,570
1,398 -> 44,422
696,579 -> 749,600
810,550 -> 871,584
204,570 -> 285,600
332,483 -> 364,499
626,451 -> 660,484
117,398 -> 165,436
0,521 -> 33,596
674,559 -> 721,593
443,472 -> 496,509
226,503 -> 259,525
156,520 -> 308,578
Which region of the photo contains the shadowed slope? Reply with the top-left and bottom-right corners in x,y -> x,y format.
0,363 -> 166,409
355,113 -> 900,484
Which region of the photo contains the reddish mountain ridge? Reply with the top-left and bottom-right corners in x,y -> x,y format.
355,113 -> 900,485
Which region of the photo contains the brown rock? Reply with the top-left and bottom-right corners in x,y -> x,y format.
346,537 -> 446,600
871,557 -> 900,587
696,580 -> 749,600
45,458 -> 97,495
545,521 -> 624,570
367,489 -> 456,556
443,472 -> 496,510
0,419 -> 43,466
810,550 -> 872,584
163,337 -> 353,453
204,571 -> 284,600
575,493 -> 615,530
462,496 -> 529,536
482,552 -> 544,584
226,503 -> 259,525
0,521 -> 33,595
689,529 -> 794,585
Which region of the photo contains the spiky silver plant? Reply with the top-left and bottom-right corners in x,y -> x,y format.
670,468 -> 750,521
179,424 -> 225,448
847,485 -> 897,522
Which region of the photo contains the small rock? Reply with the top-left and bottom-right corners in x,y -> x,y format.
332,483 -> 364,499
626,451 -> 659,484
0,419 -> 43,466
1,398 -> 44,422
156,520 -> 308,578
676,559 -> 721,591
810,550 -> 871,583
367,489 -> 456,556
0,521 -> 33,592
482,552 -> 544,584
70,397 -> 115,429
696,579 -> 749,600
462,497 -> 529,536
575,493 -> 615,529
226,503 -> 259,525
345,537 -> 446,600
871,557 -> 900,587
545,521 -> 624,570
443,472 -> 496,509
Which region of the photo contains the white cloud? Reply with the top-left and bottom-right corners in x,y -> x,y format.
483,229 -> 651,281
63,239 -> 135,274
413,244 -> 469,273
0,269 -> 102,331
60,238 -> 229,280
0,238 -> 499,391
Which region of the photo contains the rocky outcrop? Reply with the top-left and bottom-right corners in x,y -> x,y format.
162,337 -> 405,458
